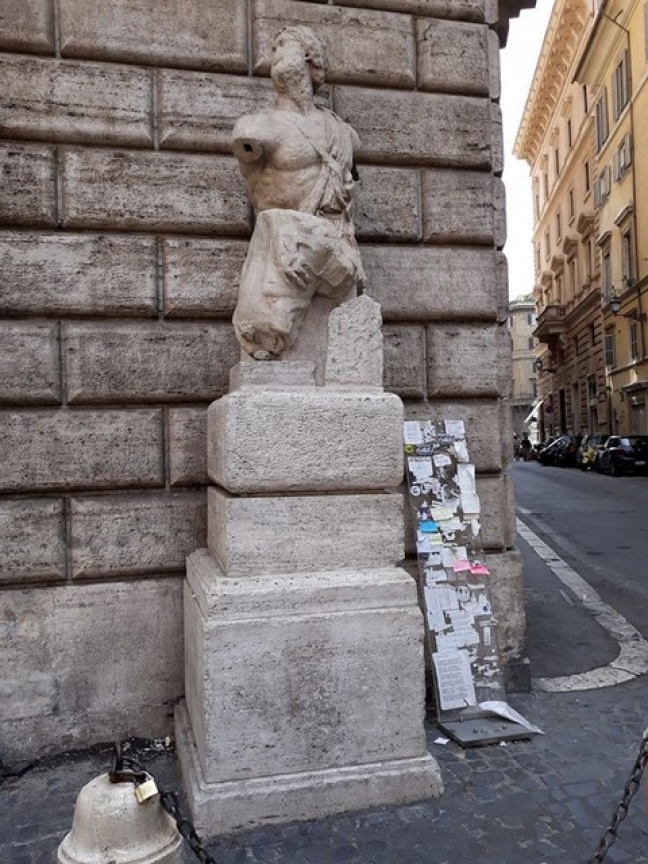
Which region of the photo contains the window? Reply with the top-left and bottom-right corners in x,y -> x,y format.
613,134 -> 632,180
555,211 -> 562,240
630,320 -> 639,361
569,188 -> 575,220
554,147 -> 560,176
595,91 -> 609,151
527,312 -> 536,326
602,246 -> 612,297
567,118 -> 573,148
585,239 -> 593,280
535,245 -> 541,272
584,161 -> 591,192
583,84 -> 588,113
534,193 -> 540,221
544,229 -> 551,260
569,257 -> 577,296
589,323 -> 596,346
622,229 -> 634,286
530,379 -> 537,399
604,328 -> 616,368
594,165 -> 611,205
612,51 -> 629,120
528,337 -> 535,350
588,373 -> 598,402
543,172 -> 549,200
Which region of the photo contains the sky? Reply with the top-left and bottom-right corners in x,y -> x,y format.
500,0 -> 555,300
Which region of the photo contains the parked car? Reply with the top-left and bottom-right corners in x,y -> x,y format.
577,434 -> 609,471
555,434 -> 583,467
537,435 -> 569,466
597,435 -> 648,475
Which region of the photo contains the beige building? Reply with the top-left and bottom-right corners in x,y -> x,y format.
574,0 -> 648,434
508,293 -> 537,436
515,0 -> 608,441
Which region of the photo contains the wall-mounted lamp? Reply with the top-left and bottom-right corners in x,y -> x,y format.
608,292 -> 647,320
533,357 -> 557,373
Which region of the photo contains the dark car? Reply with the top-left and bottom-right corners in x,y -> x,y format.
577,434 -> 609,470
598,435 -> 648,475
537,435 -> 569,466
555,434 -> 583,467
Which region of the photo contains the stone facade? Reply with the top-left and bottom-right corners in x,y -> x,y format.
0,0 -> 528,762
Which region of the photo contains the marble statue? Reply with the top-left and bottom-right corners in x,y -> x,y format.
231,26 -> 365,360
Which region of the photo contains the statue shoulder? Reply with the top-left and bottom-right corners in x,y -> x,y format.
323,108 -> 361,152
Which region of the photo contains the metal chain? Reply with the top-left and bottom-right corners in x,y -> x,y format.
109,743 -> 217,864
587,728 -> 648,863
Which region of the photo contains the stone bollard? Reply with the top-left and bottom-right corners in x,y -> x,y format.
57,773 -> 182,864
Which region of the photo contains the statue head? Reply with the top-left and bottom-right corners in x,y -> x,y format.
271,26 -> 328,92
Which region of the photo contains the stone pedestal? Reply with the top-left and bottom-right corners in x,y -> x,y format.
176,347 -> 442,835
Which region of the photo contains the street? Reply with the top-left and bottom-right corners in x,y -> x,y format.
512,460 -> 648,690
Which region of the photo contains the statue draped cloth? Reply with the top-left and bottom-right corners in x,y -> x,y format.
232,108 -> 366,359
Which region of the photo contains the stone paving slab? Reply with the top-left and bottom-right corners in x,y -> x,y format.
2,679 -> 647,864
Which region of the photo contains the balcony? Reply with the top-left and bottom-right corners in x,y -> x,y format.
533,304 -> 566,344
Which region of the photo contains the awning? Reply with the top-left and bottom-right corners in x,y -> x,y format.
524,400 -> 543,425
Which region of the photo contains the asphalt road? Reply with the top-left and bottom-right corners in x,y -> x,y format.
512,460 -> 648,637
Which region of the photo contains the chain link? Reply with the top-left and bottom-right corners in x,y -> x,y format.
109,743 -> 217,864
587,728 -> 648,863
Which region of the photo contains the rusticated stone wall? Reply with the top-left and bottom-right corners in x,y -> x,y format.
0,0 -> 523,762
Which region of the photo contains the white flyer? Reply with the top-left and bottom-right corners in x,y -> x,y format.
433,650 -> 477,711
444,420 -> 466,438
403,421 -> 423,445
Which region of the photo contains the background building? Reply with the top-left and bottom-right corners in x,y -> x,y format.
508,293 -> 538,438
574,0 -> 648,434
514,0 -> 609,442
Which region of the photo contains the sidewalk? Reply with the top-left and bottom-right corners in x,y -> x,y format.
2,530 -> 648,864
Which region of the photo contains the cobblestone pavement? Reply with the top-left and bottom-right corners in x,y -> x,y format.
2,537 -> 648,864
2,679 -> 647,864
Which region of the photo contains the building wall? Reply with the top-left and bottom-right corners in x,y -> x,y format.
508,295 -> 536,436
0,0 -> 526,761
574,0 -> 648,435
514,0 -> 610,439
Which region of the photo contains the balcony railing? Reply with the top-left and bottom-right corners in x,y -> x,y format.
533,303 -> 566,343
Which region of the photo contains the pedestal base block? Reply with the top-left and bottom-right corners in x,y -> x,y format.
175,700 -> 442,835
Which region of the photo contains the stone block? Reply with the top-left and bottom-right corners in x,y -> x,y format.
484,549 -> 525,661
0,498 -> 65,584
363,246 -> 497,321
488,28 -> 501,100
0,409 -> 164,492
325,295 -> 383,388
496,251 -> 509,325
162,238 -> 247,318
0,143 -> 56,227
0,322 -> 61,404
494,177 -> 506,249
426,323 -> 506,397
230,361 -> 316,390
58,0 -> 247,72
70,492 -> 206,578
0,0 -> 54,54
333,87 -> 492,169
0,232 -> 158,317
490,102 -> 504,175
169,408 -> 208,487
421,170 -> 500,245
354,167 -> 420,242
158,71 -> 274,153
0,578 -> 182,761
207,488 -> 403,576
405,400 -> 503,472
61,149 -> 250,234
0,56 -> 152,147
383,324 -> 426,399
252,0 -> 415,88
64,322 -> 239,404
416,19 -> 489,95
183,549 -> 435,787
208,387 -> 404,493
334,0 -> 485,21
476,473 -> 514,550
